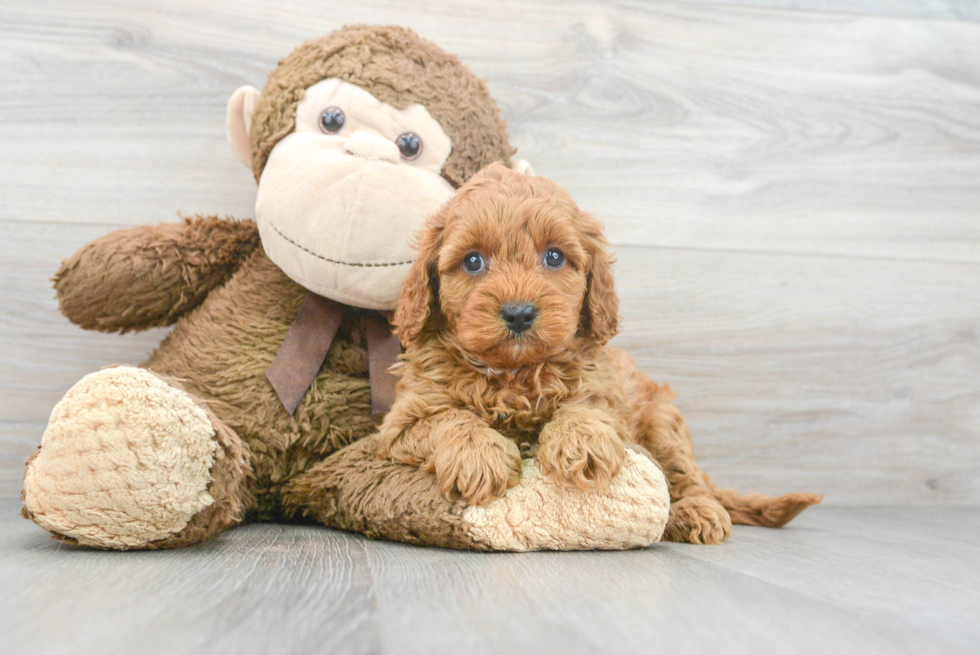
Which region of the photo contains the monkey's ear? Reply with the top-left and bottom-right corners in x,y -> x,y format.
510,159 -> 534,176
393,216 -> 446,344
226,85 -> 261,167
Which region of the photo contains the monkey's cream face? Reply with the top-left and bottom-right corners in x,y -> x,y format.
255,79 -> 456,310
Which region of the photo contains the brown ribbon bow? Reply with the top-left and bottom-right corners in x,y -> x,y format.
266,292 -> 400,416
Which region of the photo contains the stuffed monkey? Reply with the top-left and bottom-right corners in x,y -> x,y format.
21,25 -> 675,551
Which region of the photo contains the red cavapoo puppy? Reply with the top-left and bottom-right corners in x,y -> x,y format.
379,163 -> 820,544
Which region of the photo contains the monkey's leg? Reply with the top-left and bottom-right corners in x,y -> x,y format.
22,367 -> 253,550
281,435 -> 671,552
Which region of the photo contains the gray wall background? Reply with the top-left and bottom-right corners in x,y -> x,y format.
1,0 -> 978,505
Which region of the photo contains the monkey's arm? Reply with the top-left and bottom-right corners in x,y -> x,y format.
54,215 -> 260,333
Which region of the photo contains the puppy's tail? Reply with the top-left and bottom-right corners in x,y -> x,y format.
713,486 -> 823,528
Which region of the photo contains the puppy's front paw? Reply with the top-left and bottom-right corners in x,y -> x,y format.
664,496 -> 733,545
434,426 -> 521,506
537,408 -> 626,491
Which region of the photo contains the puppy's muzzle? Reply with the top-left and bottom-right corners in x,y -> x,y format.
500,302 -> 537,335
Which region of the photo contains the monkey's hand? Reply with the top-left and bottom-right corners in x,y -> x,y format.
54,216 -> 260,333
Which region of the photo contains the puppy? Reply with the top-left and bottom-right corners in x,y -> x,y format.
379,164 -> 820,544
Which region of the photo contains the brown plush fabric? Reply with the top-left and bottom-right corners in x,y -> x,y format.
29,233 -> 395,550
142,242 -> 381,521
26,26 -> 523,550
21,368 -> 253,550
40,401 -> 256,552
55,216 -> 260,333
24,27 -> 675,552
249,25 -> 515,188
142,394 -> 255,550
281,435 -> 485,550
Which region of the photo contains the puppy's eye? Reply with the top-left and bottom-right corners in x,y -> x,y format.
319,107 -> 346,134
462,252 -> 486,274
544,248 -> 565,269
395,132 -> 422,160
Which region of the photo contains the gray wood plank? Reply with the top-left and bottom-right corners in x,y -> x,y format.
3,4 -> 978,654
3,220 -> 977,505
2,500 -> 977,655
1,2 -> 978,262
0,512 -> 382,655
613,244 -> 980,505
677,508 -> 980,646
2,0 -> 979,507
800,505 -> 980,544
676,0 -> 980,21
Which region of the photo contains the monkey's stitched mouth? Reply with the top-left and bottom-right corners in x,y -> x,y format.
269,223 -> 415,268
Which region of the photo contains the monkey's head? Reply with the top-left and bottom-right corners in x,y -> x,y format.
226,25 -> 530,310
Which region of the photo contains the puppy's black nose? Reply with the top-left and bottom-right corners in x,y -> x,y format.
500,303 -> 537,334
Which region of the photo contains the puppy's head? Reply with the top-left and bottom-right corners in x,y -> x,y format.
395,163 -> 619,369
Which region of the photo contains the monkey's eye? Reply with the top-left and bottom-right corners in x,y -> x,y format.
319,107 -> 346,134
462,252 -> 486,274
544,248 -> 565,269
395,132 -> 422,160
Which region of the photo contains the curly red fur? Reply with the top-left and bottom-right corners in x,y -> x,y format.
381,164 -> 821,541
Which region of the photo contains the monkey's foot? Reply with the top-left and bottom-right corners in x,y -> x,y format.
23,366 -> 225,549
463,447 -> 670,551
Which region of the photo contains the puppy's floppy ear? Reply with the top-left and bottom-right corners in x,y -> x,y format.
394,213 -> 446,343
580,213 -> 620,344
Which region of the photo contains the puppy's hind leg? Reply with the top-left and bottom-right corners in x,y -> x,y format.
625,369 -> 820,543
644,426 -> 732,544
623,373 -> 732,544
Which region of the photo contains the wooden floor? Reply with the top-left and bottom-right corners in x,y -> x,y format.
2,499 -> 978,655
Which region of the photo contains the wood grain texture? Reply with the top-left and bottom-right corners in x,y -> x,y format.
2,499 -> 978,655
1,0 -> 978,505
679,0 -> 980,20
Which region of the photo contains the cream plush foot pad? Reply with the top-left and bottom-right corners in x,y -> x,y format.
23,366 -> 218,549
462,449 -> 670,551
